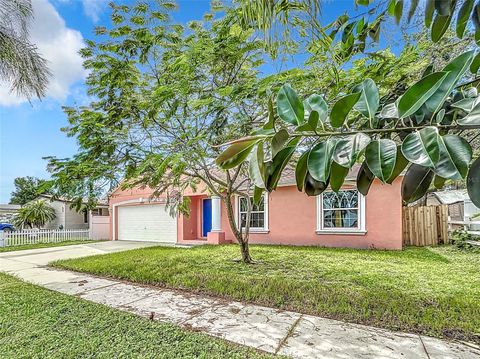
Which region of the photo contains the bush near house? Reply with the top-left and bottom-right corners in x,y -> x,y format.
54,244 -> 480,344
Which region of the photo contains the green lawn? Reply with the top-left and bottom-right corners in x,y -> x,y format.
53,244 -> 480,343
0,240 -> 103,253
0,273 -> 273,358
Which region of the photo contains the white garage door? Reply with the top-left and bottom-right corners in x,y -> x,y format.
117,204 -> 176,243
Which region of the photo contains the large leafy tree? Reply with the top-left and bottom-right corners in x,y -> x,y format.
9,176 -> 50,205
0,0 -> 50,99
46,3 -> 269,263
13,200 -> 56,229
217,50 -> 480,208
237,0 -> 480,63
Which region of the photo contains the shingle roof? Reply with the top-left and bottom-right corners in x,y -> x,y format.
0,204 -> 21,211
431,190 -> 469,205
276,164 -> 361,187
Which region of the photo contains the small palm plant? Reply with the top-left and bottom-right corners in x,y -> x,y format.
13,200 -> 56,229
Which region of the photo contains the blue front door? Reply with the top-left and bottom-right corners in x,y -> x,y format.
202,199 -> 212,237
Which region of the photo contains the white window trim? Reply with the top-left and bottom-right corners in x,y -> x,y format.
316,190 -> 366,235
235,194 -> 269,233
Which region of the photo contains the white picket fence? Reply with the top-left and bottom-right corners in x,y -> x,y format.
0,228 -> 91,248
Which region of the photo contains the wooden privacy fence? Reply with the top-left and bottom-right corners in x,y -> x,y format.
0,228 -> 91,248
403,205 -> 449,246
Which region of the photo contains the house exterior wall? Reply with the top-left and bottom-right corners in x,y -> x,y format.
217,178 -> 403,250
43,200 -> 66,229
109,178 -> 403,250
64,206 -> 88,229
90,214 -> 110,239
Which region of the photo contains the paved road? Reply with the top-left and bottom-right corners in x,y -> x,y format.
1,241 -> 479,358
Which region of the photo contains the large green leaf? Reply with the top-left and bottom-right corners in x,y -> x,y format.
433,135 -> 472,180
305,94 -> 328,122
249,144 -> 266,189
330,92 -> 361,128
458,101 -> 480,125
296,110 -> 319,132
333,133 -> 371,168
263,97 -> 275,129
398,71 -> 449,118
356,162 -> 375,196
401,164 -> 434,203
431,14 -> 452,43
304,172 -> 328,197
295,151 -> 309,192
435,0 -> 452,16
277,84 -> 304,126
253,186 -> 264,206
379,102 -> 398,118
467,157 -> 480,207
425,0 -> 435,27
330,162 -> 350,192
401,127 -> 440,167
353,79 -> 379,119
216,139 -> 259,169
307,138 -> 337,182
271,129 -> 290,157
386,147 -> 409,184
434,175 -> 447,189
365,139 -> 397,183
407,0 -> 419,22
451,97 -> 478,112
424,50 -> 476,114
457,0 -> 474,38
471,53 -> 480,73
266,144 -> 298,191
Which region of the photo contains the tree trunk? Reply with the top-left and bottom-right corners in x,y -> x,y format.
224,194 -> 253,264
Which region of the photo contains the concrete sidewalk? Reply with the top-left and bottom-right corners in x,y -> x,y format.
1,241 -> 479,358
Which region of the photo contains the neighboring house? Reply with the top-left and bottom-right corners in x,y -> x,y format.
33,195 -> 109,230
109,166 -> 404,250
426,189 -> 469,221
0,204 -> 21,223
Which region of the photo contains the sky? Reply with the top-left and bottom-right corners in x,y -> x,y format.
0,0 -> 368,203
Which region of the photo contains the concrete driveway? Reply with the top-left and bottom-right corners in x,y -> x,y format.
0,241 -> 158,275
1,241 -> 480,359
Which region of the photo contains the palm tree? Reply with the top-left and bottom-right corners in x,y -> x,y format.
0,0 -> 50,99
13,200 -> 56,229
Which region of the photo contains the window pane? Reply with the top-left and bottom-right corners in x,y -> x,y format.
240,197 -> 264,212
240,209 -> 265,229
323,190 -> 358,209
323,209 -> 358,228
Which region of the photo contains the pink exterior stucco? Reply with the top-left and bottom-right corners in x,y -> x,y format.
108,179 -> 404,250
218,179 -> 403,250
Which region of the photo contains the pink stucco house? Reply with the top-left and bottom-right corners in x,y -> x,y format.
108,167 -> 404,250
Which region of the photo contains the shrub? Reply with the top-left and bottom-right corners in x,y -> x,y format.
451,229 -> 480,250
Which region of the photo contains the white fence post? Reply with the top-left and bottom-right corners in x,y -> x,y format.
0,230 -> 4,248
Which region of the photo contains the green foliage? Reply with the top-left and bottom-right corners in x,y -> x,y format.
451,229 -> 480,250
53,244 -> 480,343
365,139 -> 397,183
9,176 -> 50,205
48,3 -> 266,207
467,157 -> 480,207
236,0 -> 478,66
0,0 -> 50,99
218,51 -> 480,205
0,273 -> 271,358
13,200 -> 56,229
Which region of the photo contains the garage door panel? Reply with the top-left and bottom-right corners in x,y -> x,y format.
118,204 -> 176,243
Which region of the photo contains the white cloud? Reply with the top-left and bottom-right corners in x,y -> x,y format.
81,0 -> 108,23
0,0 -> 87,106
